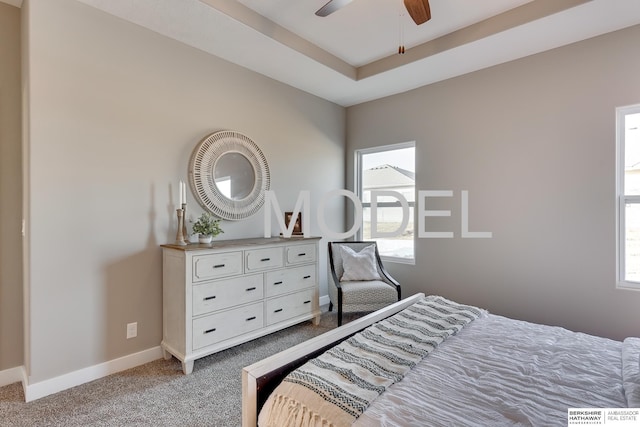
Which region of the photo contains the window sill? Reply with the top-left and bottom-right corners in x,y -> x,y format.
381,256 -> 415,266
616,281 -> 640,291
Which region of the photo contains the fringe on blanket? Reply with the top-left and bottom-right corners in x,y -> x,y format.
260,382 -> 353,427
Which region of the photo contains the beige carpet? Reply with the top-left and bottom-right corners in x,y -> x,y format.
0,310 -> 363,427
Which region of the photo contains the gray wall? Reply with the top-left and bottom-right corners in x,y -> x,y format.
21,0 -> 344,383
347,24 -> 640,341
5,0 -> 640,390
0,2 -> 23,372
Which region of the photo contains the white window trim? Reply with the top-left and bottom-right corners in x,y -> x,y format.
616,103 -> 640,290
355,141 -> 416,264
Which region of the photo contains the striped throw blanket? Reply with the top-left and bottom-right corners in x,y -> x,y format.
258,295 -> 485,427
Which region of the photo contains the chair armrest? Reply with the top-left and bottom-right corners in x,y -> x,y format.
379,268 -> 400,289
329,267 -> 343,290
375,257 -> 401,300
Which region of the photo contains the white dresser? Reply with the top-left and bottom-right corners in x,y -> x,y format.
161,237 -> 321,374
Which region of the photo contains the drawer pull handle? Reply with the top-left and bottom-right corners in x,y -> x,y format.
213,264 -> 225,269
204,328 -> 216,334
260,258 -> 271,262
303,300 -> 311,304
204,296 -> 216,301
303,275 -> 311,279
274,308 -> 283,313
246,287 -> 256,291
246,316 -> 257,321
298,253 -> 306,256
273,281 -> 283,285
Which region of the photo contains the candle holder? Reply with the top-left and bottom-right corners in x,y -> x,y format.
181,203 -> 189,243
175,208 -> 188,246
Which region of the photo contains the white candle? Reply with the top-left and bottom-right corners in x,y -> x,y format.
179,181 -> 183,206
182,181 -> 187,204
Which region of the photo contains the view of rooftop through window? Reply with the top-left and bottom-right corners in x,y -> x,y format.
359,144 -> 415,262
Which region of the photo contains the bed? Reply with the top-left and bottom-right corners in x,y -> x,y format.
242,293 -> 640,426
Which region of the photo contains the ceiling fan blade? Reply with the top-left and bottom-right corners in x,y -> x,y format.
315,0 -> 354,17
404,0 -> 431,25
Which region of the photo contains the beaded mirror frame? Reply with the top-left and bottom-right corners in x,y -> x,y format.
188,131 -> 270,220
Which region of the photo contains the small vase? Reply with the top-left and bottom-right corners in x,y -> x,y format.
199,234 -> 213,244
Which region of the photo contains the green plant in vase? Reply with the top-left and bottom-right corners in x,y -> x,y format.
191,212 -> 223,244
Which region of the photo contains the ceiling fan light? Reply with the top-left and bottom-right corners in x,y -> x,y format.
403,0 -> 431,25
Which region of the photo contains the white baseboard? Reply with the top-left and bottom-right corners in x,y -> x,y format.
8,302 -> 333,402
0,365 -> 26,388
23,346 -> 162,402
319,294 -> 330,307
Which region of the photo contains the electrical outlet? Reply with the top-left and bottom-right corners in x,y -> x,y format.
126,322 -> 137,339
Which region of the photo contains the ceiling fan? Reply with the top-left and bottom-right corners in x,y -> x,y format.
315,0 -> 432,25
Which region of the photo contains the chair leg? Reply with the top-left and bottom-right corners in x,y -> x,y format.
328,301 -> 333,312
337,289 -> 343,327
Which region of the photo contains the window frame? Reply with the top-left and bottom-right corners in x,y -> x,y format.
355,141 -> 416,265
616,103 -> 640,290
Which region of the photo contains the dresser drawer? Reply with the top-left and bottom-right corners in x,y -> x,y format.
192,251 -> 242,283
192,274 -> 263,317
192,302 -> 264,350
266,289 -> 315,326
265,264 -> 316,297
246,247 -> 283,271
286,243 -> 317,265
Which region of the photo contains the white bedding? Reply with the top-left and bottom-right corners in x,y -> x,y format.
355,313 -> 630,426
623,337 -> 640,408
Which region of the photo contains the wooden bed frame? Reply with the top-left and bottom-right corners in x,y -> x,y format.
241,293 -> 426,427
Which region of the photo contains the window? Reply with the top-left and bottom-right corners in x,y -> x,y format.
356,142 -> 415,263
617,104 -> 640,289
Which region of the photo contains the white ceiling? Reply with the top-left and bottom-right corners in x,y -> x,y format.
6,0 -> 640,106
238,0 -> 536,67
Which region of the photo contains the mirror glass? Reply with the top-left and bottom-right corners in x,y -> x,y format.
214,153 -> 255,200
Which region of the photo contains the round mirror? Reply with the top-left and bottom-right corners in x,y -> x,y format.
189,131 -> 270,220
214,153 -> 255,200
